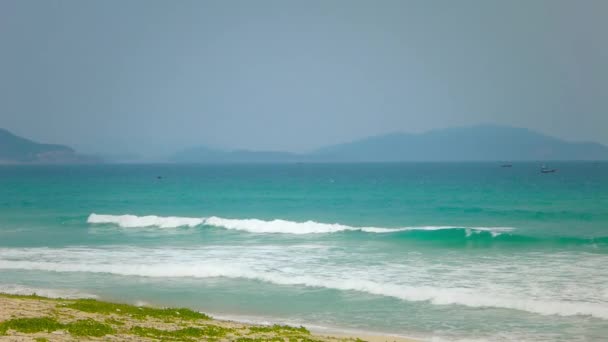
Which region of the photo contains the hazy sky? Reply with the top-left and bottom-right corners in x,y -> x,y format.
1,0 -> 607,157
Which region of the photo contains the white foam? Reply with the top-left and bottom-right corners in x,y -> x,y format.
0,247 -> 606,320
88,213 -> 204,228
88,213 -> 514,235
0,283 -> 96,299
3,260 -> 607,319
203,216 -> 357,234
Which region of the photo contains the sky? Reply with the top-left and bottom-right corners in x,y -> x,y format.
1,0 -> 607,158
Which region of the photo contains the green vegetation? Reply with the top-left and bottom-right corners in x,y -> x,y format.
65,298 -> 211,320
0,317 -> 63,334
249,324 -> 311,335
0,314 -> 315,341
65,318 -> 115,337
236,337 -> 285,342
130,325 -> 233,340
0,317 -> 114,337
0,294 -> 358,342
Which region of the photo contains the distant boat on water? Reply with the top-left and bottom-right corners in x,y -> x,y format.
540,164 -> 557,173
501,164 -> 512,168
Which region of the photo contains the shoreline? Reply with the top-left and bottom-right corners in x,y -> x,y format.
0,293 -> 419,342
209,313 -> 421,342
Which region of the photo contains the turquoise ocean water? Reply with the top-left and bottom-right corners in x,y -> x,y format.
1,163 -> 607,341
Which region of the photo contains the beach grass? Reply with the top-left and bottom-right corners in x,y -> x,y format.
0,317 -> 63,334
0,316 -> 114,337
65,298 -> 211,320
130,325 -> 234,340
0,293 -> 403,341
65,318 -> 116,337
248,324 -> 310,335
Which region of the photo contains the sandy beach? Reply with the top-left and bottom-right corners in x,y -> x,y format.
0,293 -> 417,342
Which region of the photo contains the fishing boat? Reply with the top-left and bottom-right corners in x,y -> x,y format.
540,164 -> 557,173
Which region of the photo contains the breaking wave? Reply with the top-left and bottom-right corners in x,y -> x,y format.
87,213 -> 514,235
1,252 -> 606,320
88,214 -> 204,228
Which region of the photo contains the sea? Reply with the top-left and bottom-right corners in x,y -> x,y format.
0,162 -> 607,341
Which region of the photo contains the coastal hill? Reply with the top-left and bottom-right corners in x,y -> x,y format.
4,125 -> 607,164
172,125 -> 608,163
312,125 -> 608,162
0,128 -> 98,164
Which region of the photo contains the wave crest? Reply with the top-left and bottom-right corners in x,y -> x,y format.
87,213 -> 513,235
88,214 -> 203,229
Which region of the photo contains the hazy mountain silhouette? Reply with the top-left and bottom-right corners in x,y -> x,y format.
311,125 -> 608,161
3,126 -> 606,164
172,125 -> 608,163
0,128 -> 99,164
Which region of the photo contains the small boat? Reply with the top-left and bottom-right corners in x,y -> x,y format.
501,164 -> 512,168
540,165 -> 557,173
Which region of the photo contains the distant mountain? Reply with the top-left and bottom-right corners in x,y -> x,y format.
172,125 -> 608,163
311,125 -> 608,161
0,128 -> 100,164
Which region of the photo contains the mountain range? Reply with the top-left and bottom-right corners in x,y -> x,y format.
2,125 -> 608,164
0,128 -> 98,164
172,125 -> 608,163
